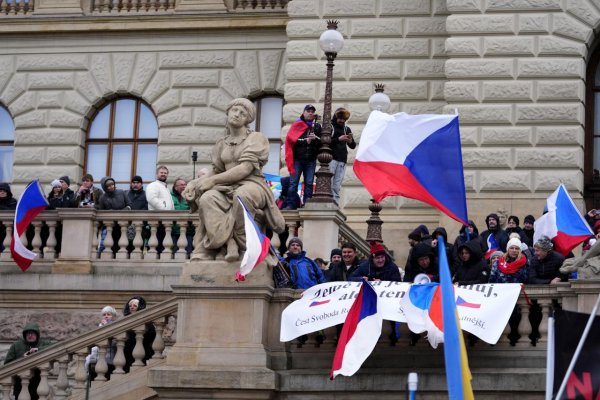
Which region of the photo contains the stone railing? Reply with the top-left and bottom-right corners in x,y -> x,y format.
0,297 -> 177,400
0,0 -> 33,15
0,0 -> 290,17
0,207 -> 369,269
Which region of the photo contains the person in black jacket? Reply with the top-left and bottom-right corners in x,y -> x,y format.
329,107 -> 355,204
403,242 -> 439,283
0,182 -> 17,210
528,235 -> 567,284
328,242 -> 362,282
480,213 -> 509,252
126,175 -> 148,210
454,240 -> 489,286
350,242 -> 401,282
283,105 -> 322,209
96,177 -> 131,210
122,296 -> 155,373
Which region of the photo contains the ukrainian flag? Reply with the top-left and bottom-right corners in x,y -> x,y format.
438,235 -> 475,399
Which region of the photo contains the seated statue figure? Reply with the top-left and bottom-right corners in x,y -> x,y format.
183,98 -> 285,262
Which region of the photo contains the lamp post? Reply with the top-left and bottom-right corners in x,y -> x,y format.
310,20 -> 344,204
191,151 -> 198,179
366,84 -> 391,243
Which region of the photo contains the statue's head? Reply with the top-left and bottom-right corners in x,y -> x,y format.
226,98 -> 256,125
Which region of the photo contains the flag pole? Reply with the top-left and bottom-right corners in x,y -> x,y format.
544,312 -> 554,400
269,245 -> 291,281
554,293 -> 600,399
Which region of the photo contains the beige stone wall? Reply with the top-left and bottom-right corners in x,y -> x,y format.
0,30 -> 287,193
285,0 -> 594,260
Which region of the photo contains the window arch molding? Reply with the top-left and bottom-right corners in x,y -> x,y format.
84,95 -> 158,188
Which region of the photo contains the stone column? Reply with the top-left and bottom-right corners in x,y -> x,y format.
299,203 -> 345,260
53,208 -> 95,274
148,260 -> 279,399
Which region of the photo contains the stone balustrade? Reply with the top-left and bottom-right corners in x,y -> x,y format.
0,0 -> 290,17
0,208 -> 366,269
0,297 -> 177,400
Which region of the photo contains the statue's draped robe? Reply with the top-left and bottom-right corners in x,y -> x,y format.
198,130 -> 285,250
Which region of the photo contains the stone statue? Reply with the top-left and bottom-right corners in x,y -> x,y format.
183,98 -> 285,262
560,240 -> 600,279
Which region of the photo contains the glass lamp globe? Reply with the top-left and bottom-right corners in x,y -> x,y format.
319,28 -> 344,53
368,92 -> 391,112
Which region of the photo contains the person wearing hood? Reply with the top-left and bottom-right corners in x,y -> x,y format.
431,227 -> 455,274
452,220 -> 484,265
96,177 -> 131,210
350,242 -> 401,282
4,322 -> 52,364
0,182 -> 17,210
480,213 -> 509,252
329,107 -> 356,204
284,237 -> 326,289
122,295 -> 155,372
4,322 -> 53,399
454,240 -> 489,286
403,242 -> 439,283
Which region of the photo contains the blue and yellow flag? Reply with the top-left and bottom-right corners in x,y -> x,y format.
438,235 -> 474,399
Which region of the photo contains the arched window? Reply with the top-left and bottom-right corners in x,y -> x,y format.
85,98 -> 158,188
0,105 -> 14,182
249,95 -> 284,176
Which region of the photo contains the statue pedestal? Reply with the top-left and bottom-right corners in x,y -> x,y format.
300,202 -> 346,260
148,260 -> 280,399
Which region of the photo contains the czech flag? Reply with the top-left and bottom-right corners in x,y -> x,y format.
484,234 -> 499,260
534,184 -> 593,256
353,111 -> 468,225
330,281 -> 382,379
236,197 -> 271,281
285,119 -> 310,176
11,180 -> 49,271
401,282 -> 444,348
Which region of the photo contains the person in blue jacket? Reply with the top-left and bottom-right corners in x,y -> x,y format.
284,237 -> 326,289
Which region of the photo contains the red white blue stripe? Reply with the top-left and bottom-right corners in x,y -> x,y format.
10,180 -> 49,271
330,281 -> 382,379
484,234 -> 499,260
353,111 -> 468,225
236,196 -> 271,281
534,184 -> 593,256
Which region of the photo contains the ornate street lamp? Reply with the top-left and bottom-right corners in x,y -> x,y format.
365,84 -> 391,243
310,20 -> 344,204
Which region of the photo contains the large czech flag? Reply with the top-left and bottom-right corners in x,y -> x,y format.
11,180 -> 49,271
330,281 -> 382,379
534,184 -> 593,256
353,111 -> 468,225
236,197 -> 271,281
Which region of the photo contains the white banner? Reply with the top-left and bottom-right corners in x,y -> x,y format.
280,281 -> 522,345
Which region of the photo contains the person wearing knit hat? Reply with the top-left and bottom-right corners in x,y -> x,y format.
59,176 -> 70,187
127,175 -> 148,210
284,237 -> 326,289
489,235 -> 529,284
488,250 -> 504,268
522,215 -> 535,247
350,241 -> 401,282
330,248 -> 342,265
55,176 -> 76,208
330,107 -> 355,204
528,235 -> 566,284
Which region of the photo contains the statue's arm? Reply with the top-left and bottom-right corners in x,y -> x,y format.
200,162 -> 254,191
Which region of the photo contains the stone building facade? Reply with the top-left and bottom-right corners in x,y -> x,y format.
1,0 -> 598,257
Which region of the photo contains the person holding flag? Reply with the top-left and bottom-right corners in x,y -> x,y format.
480,213 -> 509,253
283,104 -> 321,210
